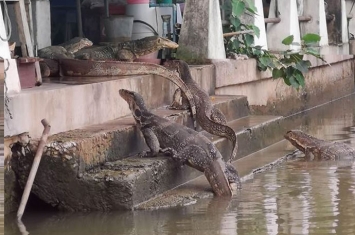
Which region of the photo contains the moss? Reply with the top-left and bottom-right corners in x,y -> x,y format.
176,46 -> 210,65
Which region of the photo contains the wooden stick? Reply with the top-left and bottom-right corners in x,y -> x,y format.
17,119 -> 51,221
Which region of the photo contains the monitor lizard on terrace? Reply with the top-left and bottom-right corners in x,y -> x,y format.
164,60 -> 238,162
119,89 -> 241,196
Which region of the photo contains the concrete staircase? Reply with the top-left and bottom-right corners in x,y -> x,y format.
9,65 -> 285,212
12,94 -> 285,212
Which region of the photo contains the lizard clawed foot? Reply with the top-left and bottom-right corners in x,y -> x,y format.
160,148 -> 186,167
160,147 -> 177,156
138,150 -> 155,158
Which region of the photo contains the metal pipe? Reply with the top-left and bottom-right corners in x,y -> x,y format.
298,15 -> 312,22
104,0 -> 109,18
223,30 -> 254,37
76,0 -> 83,37
264,17 -> 281,23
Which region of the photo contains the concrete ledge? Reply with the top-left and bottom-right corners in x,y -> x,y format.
215,58 -> 355,115
212,55 -> 354,89
4,65 -> 215,139
10,115 -> 282,211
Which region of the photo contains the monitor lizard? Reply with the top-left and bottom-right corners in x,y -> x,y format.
119,89 -> 241,196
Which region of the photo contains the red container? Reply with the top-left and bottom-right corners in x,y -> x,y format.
17,58 -> 37,89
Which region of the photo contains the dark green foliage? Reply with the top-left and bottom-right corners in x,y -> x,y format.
223,0 -> 326,89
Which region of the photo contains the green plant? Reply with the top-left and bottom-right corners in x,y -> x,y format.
223,0 -> 326,89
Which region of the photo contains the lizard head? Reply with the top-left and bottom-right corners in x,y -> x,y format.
163,60 -> 189,75
153,36 -> 178,49
225,163 -> 241,190
284,130 -> 317,152
119,89 -> 148,123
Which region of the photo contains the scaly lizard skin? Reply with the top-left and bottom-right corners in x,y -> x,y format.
285,130 -> 355,160
38,37 -> 93,77
38,37 -> 93,59
119,89 -> 241,196
74,36 -> 178,62
164,60 -> 238,161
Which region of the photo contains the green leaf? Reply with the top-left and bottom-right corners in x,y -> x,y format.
245,7 -> 257,15
282,35 -> 294,45
289,75 -> 299,88
272,68 -> 285,79
283,76 -> 291,86
302,33 -> 321,44
305,48 -> 319,56
252,47 -> 262,56
244,34 -> 254,47
230,17 -> 241,29
252,25 -> 260,38
232,0 -> 246,18
257,59 -> 268,71
245,0 -> 258,13
290,53 -> 303,61
232,39 -> 240,49
259,56 -> 270,66
294,71 -> 305,87
294,60 -> 311,74
280,57 -> 293,65
285,66 -> 295,77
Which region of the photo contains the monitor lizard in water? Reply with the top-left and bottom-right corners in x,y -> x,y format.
285,130 -> 355,160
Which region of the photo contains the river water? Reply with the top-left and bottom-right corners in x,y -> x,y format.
3,94 -> 355,235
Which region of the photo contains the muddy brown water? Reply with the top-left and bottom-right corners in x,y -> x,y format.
3,94 -> 355,235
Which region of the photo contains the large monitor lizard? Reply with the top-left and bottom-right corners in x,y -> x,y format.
164,60 -> 238,162
285,130 -> 355,160
38,36 -> 177,77
119,89 -> 241,196
38,37 -> 93,59
38,37 -> 93,77
74,36 -> 178,61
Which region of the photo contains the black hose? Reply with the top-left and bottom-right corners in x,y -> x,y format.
133,20 -> 159,36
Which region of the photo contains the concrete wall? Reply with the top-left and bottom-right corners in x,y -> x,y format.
214,55 -> 355,115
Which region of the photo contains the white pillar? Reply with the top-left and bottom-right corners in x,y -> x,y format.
32,0 -> 51,49
207,0 -> 226,59
300,0 -> 328,46
177,0 -> 225,62
346,0 -> 355,37
341,0 -> 349,43
266,0 -> 301,51
253,0 -> 268,49
0,4 -> 21,94
0,4 -> 11,59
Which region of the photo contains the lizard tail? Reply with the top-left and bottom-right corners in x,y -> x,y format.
199,115 -> 238,161
223,125 -> 238,162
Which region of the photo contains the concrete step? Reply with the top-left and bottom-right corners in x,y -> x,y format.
12,114 -> 284,211
28,95 -> 249,172
136,139 -> 296,210
156,94 -> 250,126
